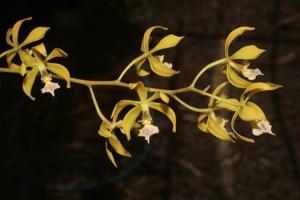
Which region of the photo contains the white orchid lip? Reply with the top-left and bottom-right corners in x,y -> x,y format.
41,74 -> 60,97
163,62 -> 173,69
252,120 -> 275,136
138,124 -> 159,143
242,68 -> 264,80
158,54 -> 173,69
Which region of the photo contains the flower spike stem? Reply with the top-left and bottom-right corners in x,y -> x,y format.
0,67 -> 19,73
0,18 -> 281,166
88,85 -> 111,124
116,52 -> 150,81
190,58 -> 227,87
170,94 -> 211,113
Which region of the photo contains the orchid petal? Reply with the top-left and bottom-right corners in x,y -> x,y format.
122,106 -> 142,140
225,26 -> 255,58
231,45 -> 266,60
21,27 -> 50,47
148,55 -> 179,77
105,142 -> 117,167
141,26 -> 167,52
152,34 -> 184,52
148,102 -> 176,132
22,67 -> 39,100
46,63 -> 71,88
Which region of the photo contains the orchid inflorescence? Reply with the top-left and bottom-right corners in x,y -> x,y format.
0,18 -> 281,167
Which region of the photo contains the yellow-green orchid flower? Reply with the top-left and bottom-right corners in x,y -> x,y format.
3,17 -> 50,66
21,44 -> 70,100
216,82 -> 282,142
135,26 -> 184,77
111,82 -> 176,141
224,26 -> 266,88
98,121 -> 132,167
197,82 -> 236,142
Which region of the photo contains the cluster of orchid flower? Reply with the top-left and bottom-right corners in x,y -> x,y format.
0,18 -> 281,167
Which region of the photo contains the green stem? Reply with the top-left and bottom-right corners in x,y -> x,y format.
88,85 -> 110,124
171,94 -> 211,113
149,86 -> 235,106
69,77 -> 129,88
191,87 -> 238,106
190,58 -> 227,87
116,52 -> 149,81
0,48 -> 17,58
0,60 -> 235,108
0,67 -> 19,74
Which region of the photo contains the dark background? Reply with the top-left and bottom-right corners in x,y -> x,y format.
0,0 -> 300,199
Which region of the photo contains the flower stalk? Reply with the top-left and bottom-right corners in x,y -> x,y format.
0,18 -> 282,167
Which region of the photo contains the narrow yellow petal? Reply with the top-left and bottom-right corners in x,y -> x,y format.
105,142 -> 117,167
147,92 -> 169,103
46,63 -> 71,88
111,100 -> 137,121
207,114 -> 233,141
32,43 -> 47,57
8,63 -> 20,71
225,26 -> 255,58
46,48 -> 68,61
231,45 -> 266,60
159,92 -> 170,103
6,28 -> 14,47
147,92 -> 160,102
19,50 -> 37,67
241,82 -> 282,101
148,102 -> 176,132
22,67 -> 39,100
226,66 -> 251,88
231,112 -> 255,143
197,114 -> 208,133
8,63 -> 26,76
141,26 -> 167,52
6,51 -> 17,65
21,27 -> 50,47
216,98 -> 240,112
122,106 -> 142,140
98,122 -> 112,138
239,102 -> 266,122
109,136 -> 132,157
129,82 -> 148,101
152,34 -> 184,52
12,17 -> 32,46
148,56 -> 179,77
135,59 -> 150,77
137,69 -> 150,77
20,63 -> 27,76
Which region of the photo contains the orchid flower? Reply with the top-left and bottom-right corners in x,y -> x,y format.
216,82 -> 281,142
135,26 -> 183,77
224,27 -> 266,88
4,17 -> 49,67
98,121 -> 132,167
110,82 -> 176,141
197,82 -> 237,142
